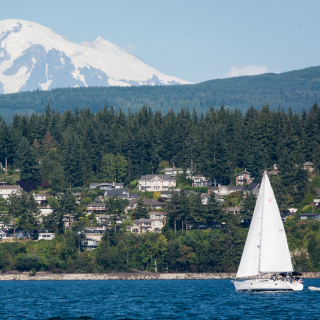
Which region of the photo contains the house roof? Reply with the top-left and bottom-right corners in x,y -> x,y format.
143,199 -> 164,206
86,203 -> 106,208
90,182 -> 124,188
104,188 -> 128,197
0,185 -> 20,189
303,162 -> 313,166
128,199 -> 138,207
139,174 -> 176,181
148,211 -> 167,215
133,219 -> 164,223
236,170 -> 251,176
228,207 -> 241,211
247,183 -> 261,190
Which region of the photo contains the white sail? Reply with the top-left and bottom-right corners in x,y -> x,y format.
259,173 -> 293,273
236,172 -> 293,278
236,179 -> 265,278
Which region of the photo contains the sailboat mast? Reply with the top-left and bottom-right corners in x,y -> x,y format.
258,172 -> 266,279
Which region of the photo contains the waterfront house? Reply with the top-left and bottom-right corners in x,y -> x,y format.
89,182 -> 124,190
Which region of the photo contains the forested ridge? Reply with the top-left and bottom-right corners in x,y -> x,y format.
1,103 -> 320,189
0,104 -> 320,273
0,65 -> 320,122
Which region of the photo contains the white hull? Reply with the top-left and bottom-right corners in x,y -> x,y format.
234,279 -> 303,291
308,286 -> 320,291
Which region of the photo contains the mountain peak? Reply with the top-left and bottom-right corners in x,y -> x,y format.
0,19 -> 191,94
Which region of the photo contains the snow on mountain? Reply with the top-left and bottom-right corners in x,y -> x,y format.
0,19 -> 191,94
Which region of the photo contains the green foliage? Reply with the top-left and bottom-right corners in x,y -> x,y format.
131,197 -> 149,219
17,137 -> 39,181
15,254 -> 42,271
100,153 -> 127,182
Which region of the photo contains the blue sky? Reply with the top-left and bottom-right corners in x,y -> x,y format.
1,0 -> 320,83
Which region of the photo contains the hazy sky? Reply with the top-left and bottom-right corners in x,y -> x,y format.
1,0 -> 320,83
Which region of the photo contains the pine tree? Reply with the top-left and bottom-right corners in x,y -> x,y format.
17,137 -> 39,181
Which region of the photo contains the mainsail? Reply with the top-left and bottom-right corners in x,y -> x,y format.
236,172 -> 293,278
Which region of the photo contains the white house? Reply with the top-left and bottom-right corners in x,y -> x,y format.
0,185 -> 21,199
127,219 -> 165,234
191,175 -> 210,187
38,233 -> 55,240
33,194 -> 47,204
137,174 -> 176,192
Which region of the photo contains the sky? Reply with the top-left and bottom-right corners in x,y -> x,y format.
1,0 -> 320,84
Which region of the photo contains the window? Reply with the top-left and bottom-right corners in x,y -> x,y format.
153,222 -> 162,226
154,186 -> 160,190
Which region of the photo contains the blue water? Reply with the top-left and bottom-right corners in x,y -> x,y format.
0,279 -> 319,319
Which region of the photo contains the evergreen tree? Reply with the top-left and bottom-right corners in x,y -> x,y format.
17,137 -> 39,181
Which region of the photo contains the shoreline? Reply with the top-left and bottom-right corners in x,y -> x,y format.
0,272 -> 319,281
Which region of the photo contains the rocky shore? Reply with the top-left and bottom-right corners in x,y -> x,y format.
0,272 -> 319,281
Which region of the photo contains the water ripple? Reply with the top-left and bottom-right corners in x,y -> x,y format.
0,279 -> 319,319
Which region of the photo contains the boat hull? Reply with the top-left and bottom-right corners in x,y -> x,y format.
234,279 -> 303,291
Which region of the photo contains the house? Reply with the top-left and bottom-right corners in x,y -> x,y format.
89,182 -> 124,190
288,208 -> 298,213
160,191 -> 173,199
81,238 -> 98,250
227,206 -> 241,214
72,192 -> 81,204
95,214 -> 123,226
33,194 -> 48,205
246,183 -> 261,196
38,233 -> 55,240
236,169 -> 254,185
201,193 -> 208,204
164,168 -> 191,176
137,174 -> 176,192
0,185 -> 21,199
302,162 -> 314,172
86,202 -> 107,214
143,199 -> 165,209
127,219 -> 165,233
104,188 -> 129,199
299,213 -> 320,220
0,230 -> 7,239
191,175 -> 211,187
84,226 -> 106,241
148,211 -> 167,219
208,185 -> 245,196
125,198 -> 165,213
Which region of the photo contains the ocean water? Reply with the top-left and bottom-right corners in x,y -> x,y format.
0,279 -> 319,319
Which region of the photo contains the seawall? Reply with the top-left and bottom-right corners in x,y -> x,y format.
0,272 -> 319,281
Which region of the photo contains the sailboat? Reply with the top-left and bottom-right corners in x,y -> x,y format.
233,172 -> 303,291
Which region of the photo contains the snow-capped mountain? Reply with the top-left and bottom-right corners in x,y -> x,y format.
0,19 -> 191,94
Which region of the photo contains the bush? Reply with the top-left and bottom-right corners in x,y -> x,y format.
15,254 -> 42,271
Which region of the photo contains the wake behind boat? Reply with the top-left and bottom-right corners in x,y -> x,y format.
233,172 -> 303,291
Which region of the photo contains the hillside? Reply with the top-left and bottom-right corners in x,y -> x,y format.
0,65 -> 320,121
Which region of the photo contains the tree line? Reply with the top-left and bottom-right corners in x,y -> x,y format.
0,103 -> 319,192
